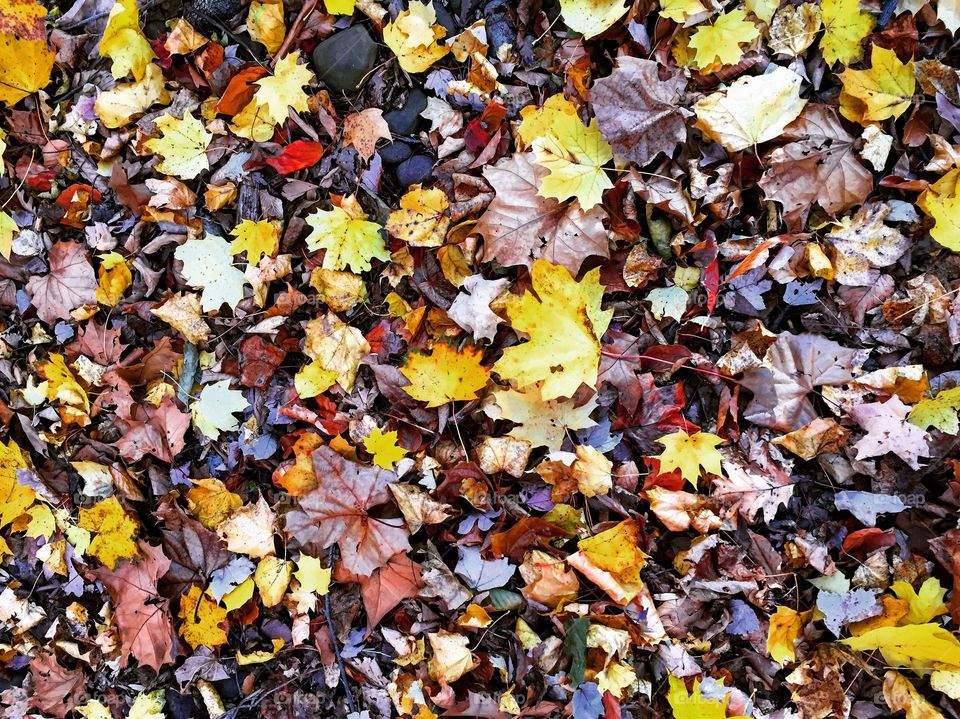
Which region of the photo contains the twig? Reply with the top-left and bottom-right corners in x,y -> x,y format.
273,0 -> 319,65
325,546 -> 357,714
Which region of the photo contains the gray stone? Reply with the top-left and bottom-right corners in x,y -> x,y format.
384,89 -> 428,135
379,140 -> 414,164
396,154 -> 434,187
311,26 -> 379,93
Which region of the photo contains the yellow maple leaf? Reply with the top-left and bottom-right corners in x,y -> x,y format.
493,259 -> 612,401
383,1 -> 449,73
254,556 -> 292,607
144,111 -> 212,180
660,0 -> 708,21
654,430 -> 724,486
77,497 -> 140,569
294,554 -> 331,595
230,100 -> 275,141
694,66 -> 806,152
186,478 -> 242,529
921,191 -> 960,253
909,387 -> 960,434
39,353 -> 89,411
559,0 -> 628,38
0,0 -> 55,106
401,342 -> 490,407
295,362 -> 339,399
688,9 -> 759,71
667,675 -> 729,719
151,292 -> 211,344
304,312 -> 370,392
229,219 -> 280,262
96,252 -> 133,307
0,441 -> 34,552
386,185 -> 450,247
513,99 -> 613,210
363,427 -> 407,469
305,197 -> 388,272
100,0 -> 155,81
178,585 -> 228,648
842,623 -> 960,675
891,578 -> 949,625
247,0 -> 286,55
767,605 -> 807,664
252,51 -> 314,126
820,0 -> 874,65
839,45 -> 915,125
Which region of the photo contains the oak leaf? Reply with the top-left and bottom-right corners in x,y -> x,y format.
285,445 -> 410,576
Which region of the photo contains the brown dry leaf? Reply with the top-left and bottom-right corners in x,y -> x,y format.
772,417 -> 850,460
93,542 -> 176,672
760,104 -> 873,230
29,654 -> 86,719
216,497 -> 277,559
591,58 -> 690,167
519,550 -> 580,608
475,435 -> 533,478
388,483 -> 453,534
26,242 -> 98,324
476,152 -> 609,274
342,108 -> 391,160
151,292 -> 211,344
285,445 -> 410,576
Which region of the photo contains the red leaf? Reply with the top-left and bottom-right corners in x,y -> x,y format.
265,140 -> 326,175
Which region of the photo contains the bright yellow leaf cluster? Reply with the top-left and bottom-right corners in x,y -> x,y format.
305,196 -> 389,272
100,0 -> 155,81
383,1 -> 449,73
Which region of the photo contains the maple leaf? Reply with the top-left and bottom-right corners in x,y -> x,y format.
247,0 -> 285,54
919,175 -> 960,252
26,242 -> 98,324
529,107 -> 613,210
839,46 -> 915,125
177,585 -> 228,649
78,496 -> 140,569
93,542 -> 175,671
654,430 -> 724,487
590,58 -> 690,167
363,427 -> 407,469
29,654 -> 86,719
95,251 -> 132,307
759,104 -> 873,230
342,108 -> 391,160
891,578 -> 949,625
217,496 -> 277,559
229,219 -> 280,262
842,623 -> 960,675
827,205 -> 909,286
100,0 -> 154,81
688,9 -> 760,70
694,66 -> 807,152
357,552 -> 424,630
740,332 -> 858,431
151,292 -> 211,343
285,445 -> 410,576
714,448 -> 795,523
251,51 -> 314,126
767,605 -> 806,664
114,398 -> 191,463
475,152 -> 609,274
820,0 -> 874,65
383,1 -> 449,73
175,233 -> 249,311
485,383 -> 597,450
493,259 -> 612,401
849,396 -> 930,470
0,0 -> 55,106
191,380 -> 250,439
144,111 -> 212,180
385,185 -> 451,248
559,0 -> 627,37
305,198 -> 389,273
304,312 -> 370,392
447,274 -> 508,342
294,554 -> 331,595
400,341 -> 490,407
909,387 -> 960,434
187,478 -> 242,529
294,361 -> 338,399
883,671 -> 943,719
38,353 -> 89,411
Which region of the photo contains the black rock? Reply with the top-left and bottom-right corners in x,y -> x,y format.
384,89 -> 428,135
184,0 -> 243,34
311,26 -> 379,93
396,154 -> 434,187
379,140 -> 414,164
